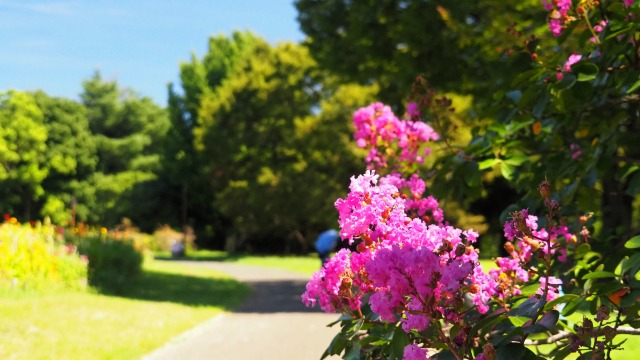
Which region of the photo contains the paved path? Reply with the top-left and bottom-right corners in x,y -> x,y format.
142,261 -> 340,360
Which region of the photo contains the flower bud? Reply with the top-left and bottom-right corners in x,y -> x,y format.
482,343 -> 496,360
569,334 -> 580,352
504,241 -> 515,254
595,305 -> 610,322
603,326 -> 616,341
582,318 -> 594,334
455,243 -> 466,257
538,180 -> 552,199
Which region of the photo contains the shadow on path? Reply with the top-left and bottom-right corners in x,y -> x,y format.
114,268 -> 250,310
142,260 -> 340,360
168,260 -> 323,314
234,279 -> 323,313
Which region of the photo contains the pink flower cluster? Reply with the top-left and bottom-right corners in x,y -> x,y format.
353,102 -> 439,172
380,172 -> 444,224
490,209 -> 572,302
542,0 -> 573,37
302,171 -> 496,336
556,53 -> 582,80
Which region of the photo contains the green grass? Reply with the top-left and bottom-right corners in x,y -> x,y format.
156,250 -> 322,275
0,259 -> 249,360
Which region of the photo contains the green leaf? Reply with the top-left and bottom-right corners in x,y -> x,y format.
537,310 -> 560,330
616,164 -> 638,181
621,289 -> 640,307
574,62 -> 599,82
552,345 -> 573,360
505,90 -> 521,104
322,333 -> 347,358
496,343 -> 540,360
509,316 -> 530,327
434,350 -> 457,360
343,343 -> 361,360
592,282 -> 625,297
519,283 -> 540,297
532,92 -> 550,119
562,295 -> 586,317
627,78 -> 640,94
478,158 -> 498,170
625,235 -> 640,249
621,253 -> 640,275
582,271 -> 617,280
391,326 -> 410,360
544,294 -> 579,311
464,161 -> 481,187
501,162 -> 516,180
575,243 -> 591,258
504,154 -> 528,166
469,309 -> 507,337
627,172 -> 640,195
554,74 -> 577,90
510,297 -> 544,317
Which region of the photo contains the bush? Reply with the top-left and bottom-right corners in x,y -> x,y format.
77,235 -> 143,294
0,218 -> 87,291
152,224 -> 196,253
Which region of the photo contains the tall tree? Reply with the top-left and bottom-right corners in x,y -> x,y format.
295,0 -> 544,106
162,31 -> 263,246
165,31 -> 379,251
0,91 -> 48,220
32,91 -> 98,225
80,72 -> 169,228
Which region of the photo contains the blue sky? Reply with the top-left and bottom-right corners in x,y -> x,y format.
0,0 -> 304,106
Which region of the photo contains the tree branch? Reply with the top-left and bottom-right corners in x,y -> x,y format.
525,327 -> 640,346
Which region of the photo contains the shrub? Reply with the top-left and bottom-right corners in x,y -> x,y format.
76,235 -> 143,294
0,218 -> 87,291
152,225 -> 196,253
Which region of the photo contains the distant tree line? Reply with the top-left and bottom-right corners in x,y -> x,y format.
0,33 -> 377,253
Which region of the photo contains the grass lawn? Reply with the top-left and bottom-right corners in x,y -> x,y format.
156,249 -> 322,275
0,259 -> 249,360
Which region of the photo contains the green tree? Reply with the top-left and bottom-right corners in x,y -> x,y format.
0,91 -> 48,220
294,0 -> 544,106
158,32 -> 264,246
194,40 -> 322,251
80,72 -> 169,228
168,32 -> 378,252
32,91 -> 98,225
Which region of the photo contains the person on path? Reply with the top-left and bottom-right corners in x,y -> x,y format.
314,229 -> 340,266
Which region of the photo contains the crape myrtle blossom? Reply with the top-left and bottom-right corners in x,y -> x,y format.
537,276 -> 564,301
557,54 -> 582,80
302,171 -> 496,337
403,344 -> 429,360
380,172 -> 445,224
542,0 -> 574,37
353,102 -> 438,172
491,209 -> 573,301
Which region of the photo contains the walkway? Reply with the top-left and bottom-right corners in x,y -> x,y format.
142,261 -> 340,360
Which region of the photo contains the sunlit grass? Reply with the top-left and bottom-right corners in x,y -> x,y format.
0,259 -> 249,360
155,250 -> 322,275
